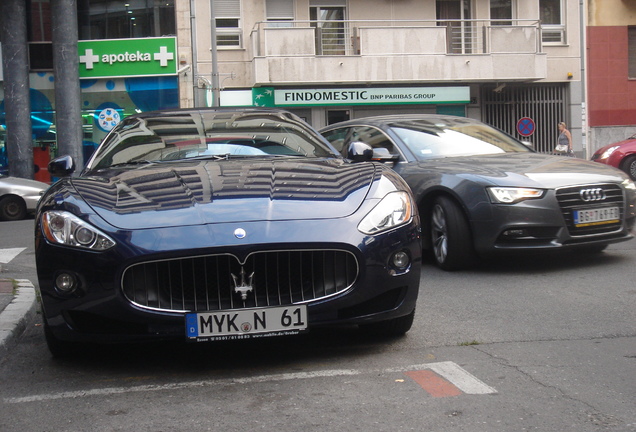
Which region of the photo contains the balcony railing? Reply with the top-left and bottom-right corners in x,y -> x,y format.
250,19 -> 543,58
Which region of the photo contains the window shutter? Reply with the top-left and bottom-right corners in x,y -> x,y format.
267,0 -> 294,19
214,0 -> 240,18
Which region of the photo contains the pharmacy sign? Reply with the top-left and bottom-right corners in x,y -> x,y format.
78,37 -> 177,79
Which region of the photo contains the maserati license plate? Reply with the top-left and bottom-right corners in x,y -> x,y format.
186,305 -> 308,342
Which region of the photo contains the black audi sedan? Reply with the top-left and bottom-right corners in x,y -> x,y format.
35,108 -> 421,356
320,115 -> 636,270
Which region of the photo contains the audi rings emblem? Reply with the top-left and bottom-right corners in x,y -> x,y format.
580,188 -> 606,202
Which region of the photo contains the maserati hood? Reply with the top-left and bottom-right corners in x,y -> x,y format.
72,159 -> 376,230
416,153 -> 630,189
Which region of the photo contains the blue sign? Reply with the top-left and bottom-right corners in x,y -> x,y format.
517,117 -> 535,137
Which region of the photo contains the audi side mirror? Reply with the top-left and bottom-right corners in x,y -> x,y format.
346,141 -> 373,162
371,147 -> 400,161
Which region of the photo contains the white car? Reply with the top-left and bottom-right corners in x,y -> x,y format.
0,174 -> 49,221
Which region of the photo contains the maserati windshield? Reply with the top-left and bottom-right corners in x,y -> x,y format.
87,110 -> 337,171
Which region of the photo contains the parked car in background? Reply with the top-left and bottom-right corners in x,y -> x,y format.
0,174 -> 48,221
591,134 -> 636,180
320,115 -> 636,270
35,108 -> 421,356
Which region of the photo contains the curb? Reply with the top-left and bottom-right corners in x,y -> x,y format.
0,279 -> 37,356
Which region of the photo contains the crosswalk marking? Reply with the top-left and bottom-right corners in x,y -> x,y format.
4,361 -> 496,404
0,248 -> 26,264
405,369 -> 463,397
427,361 -> 498,395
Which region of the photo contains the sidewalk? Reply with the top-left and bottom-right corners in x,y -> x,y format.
0,276 -> 38,356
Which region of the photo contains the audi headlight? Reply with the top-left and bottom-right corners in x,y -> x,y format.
358,191 -> 413,235
487,187 -> 545,204
623,179 -> 636,191
41,210 -> 116,251
600,146 -> 619,160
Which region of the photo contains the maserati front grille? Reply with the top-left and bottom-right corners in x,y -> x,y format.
122,249 -> 359,312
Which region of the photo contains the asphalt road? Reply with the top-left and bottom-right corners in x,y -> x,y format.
0,218 -> 635,432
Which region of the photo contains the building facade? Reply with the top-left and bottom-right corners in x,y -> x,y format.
183,0 -> 583,155
0,0 -> 585,180
586,0 -> 636,150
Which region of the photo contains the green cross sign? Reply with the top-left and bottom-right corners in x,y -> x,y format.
78,37 -> 177,79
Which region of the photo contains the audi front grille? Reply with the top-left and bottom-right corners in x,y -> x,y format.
122,250 -> 359,312
556,184 -> 624,235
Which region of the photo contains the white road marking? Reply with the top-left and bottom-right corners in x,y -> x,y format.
3,361 -> 496,404
0,248 -> 26,264
427,361 -> 498,395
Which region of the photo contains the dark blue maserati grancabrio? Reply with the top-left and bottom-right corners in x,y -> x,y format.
35,108 -> 421,356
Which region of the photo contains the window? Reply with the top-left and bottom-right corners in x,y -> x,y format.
351,127 -> 398,157
321,127 -> 350,154
322,126 -> 398,158
310,2 -> 347,55
540,0 -> 565,44
491,0 -> 514,26
436,0 -> 473,54
29,0 -> 52,41
629,27 -> 636,79
266,0 -> 294,27
326,110 -> 350,126
214,0 -> 241,47
77,0 -> 176,40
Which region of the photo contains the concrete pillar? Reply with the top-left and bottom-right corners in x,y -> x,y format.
0,0 -> 34,179
51,0 -> 83,170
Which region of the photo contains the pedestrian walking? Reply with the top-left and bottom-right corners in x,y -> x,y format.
554,122 -> 574,156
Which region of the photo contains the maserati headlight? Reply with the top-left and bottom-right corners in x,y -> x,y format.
487,187 -> 545,204
358,191 -> 413,235
41,210 -> 116,251
600,146 -> 619,160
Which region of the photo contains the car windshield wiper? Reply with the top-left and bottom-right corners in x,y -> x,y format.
181,154 -> 231,161
108,160 -> 157,168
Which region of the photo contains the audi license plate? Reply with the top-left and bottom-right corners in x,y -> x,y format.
573,207 -> 620,227
186,305 -> 307,342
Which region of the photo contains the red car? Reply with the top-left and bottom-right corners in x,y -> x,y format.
591,134 -> 636,180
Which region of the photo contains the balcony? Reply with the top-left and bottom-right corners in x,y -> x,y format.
249,20 -> 547,86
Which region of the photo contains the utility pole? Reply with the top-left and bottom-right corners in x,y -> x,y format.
1,0 -> 34,179
210,0 -> 220,107
51,0 -> 83,170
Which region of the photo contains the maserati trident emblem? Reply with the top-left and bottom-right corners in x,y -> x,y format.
231,267 -> 254,301
580,188 -> 606,202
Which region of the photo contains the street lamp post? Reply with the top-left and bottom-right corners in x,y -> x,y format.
209,0 -> 220,107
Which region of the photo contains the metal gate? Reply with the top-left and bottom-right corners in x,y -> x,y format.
481,84 -> 567,153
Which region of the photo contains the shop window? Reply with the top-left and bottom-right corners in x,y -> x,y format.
28,42 -> 54,71
327,110 -> 350,125
540,0 -> 565,44
437,105 -> 466,117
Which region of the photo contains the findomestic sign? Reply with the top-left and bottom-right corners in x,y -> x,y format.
78,37 -> 177,79
252,86 -> 470,107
